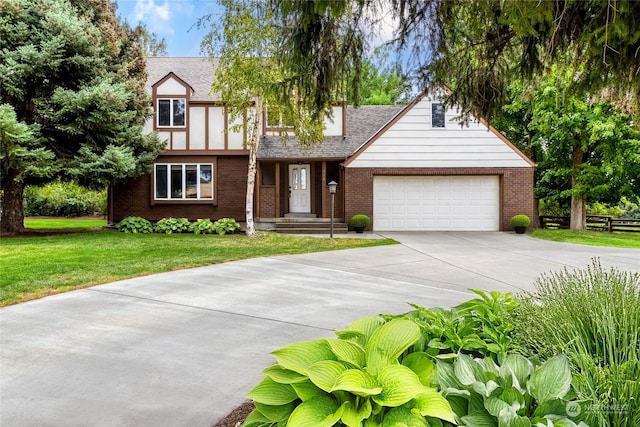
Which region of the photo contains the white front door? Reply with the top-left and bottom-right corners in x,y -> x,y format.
289,164 -> 311,213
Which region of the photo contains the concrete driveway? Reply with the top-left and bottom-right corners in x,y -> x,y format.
1,232 -> 638,426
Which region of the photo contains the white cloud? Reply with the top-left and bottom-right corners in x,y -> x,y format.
130,0 -> 173,35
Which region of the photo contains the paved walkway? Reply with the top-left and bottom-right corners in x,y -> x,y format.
1,232 -> 638,426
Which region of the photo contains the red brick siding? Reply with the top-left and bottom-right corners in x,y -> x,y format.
344,167 -> 535,231
259,186 -> 277,217
111,156 -> 248,222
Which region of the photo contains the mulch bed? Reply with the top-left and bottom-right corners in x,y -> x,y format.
213,401 -> 255,427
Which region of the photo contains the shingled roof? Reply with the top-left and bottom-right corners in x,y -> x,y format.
145,57 -> 406,160
258,105 -> 404,160
146,57 -> 219,101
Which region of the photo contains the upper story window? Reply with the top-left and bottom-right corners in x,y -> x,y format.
154,163 -> 213,200
432,103 -> 446,128
266,104 -> 294,130
158,98 -> 186,127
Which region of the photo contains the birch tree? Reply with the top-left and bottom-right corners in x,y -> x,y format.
200,0 -> 323,237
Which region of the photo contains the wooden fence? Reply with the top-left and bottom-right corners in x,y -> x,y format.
540,215 -> 640,232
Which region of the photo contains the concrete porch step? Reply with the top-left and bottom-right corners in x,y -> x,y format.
275,221 -> 348,234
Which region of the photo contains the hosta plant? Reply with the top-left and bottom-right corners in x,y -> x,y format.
438,353 -> 588,426
116,216 -> 153,234
242,317 -> 457,426
213,217 -> 241,235
390,290 -> 519,361
154,217 -> 191,234
190,218 -> 216,234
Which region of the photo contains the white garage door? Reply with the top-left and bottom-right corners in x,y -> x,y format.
373,176 -> 500,231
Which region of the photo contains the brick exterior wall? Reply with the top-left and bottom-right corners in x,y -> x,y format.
343,167 -> 535,231
111,156 -> 248,223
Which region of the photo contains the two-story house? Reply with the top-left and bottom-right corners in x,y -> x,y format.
110,57 -> 535,231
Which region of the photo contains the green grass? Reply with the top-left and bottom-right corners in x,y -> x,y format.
531,229 -> 640,248
24,218 -> 108,229
0,230 -> 396,306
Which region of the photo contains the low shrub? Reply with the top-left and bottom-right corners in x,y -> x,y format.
213,217 -> 241,235
154,217 -> 191,234
24,180 -> 107,216
510,214 -> 530,228
116,216 -> 153,234
349,214 -> 370,228
513,260 -> 640,427
190,218 -> 216,235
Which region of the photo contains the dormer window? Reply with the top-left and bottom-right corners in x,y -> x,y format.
432,103 -> 445,128
158,98 -> 186,127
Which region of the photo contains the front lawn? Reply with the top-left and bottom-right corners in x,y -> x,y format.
531,228 -> 640,248
0,230 -> 396,306
24,217 -> 108,229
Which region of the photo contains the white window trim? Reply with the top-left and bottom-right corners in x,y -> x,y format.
154,163 -> 214,201
157,98 -> 187,128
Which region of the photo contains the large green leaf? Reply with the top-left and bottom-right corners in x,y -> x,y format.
254,401 -> 297,422
381,406 -> 429,427
436,359 -> 463,390
402,352 -> 438,387
331,369 -> 382,397
241,407 -> 272,427
263,364 -> 308,384
246,377 -> 298,405
292,380 -> 325,401
335,316 -> 384,347
307,360 -> 349,392
372,365 -> 425,407
366,319 -> 421,375
325,338 -> 366,368
527,355 -> 571,404
485,397 -> 512,418
497,406 -> 532,427
461,413 -> 498,427
501,354 -> 533,392
286,395 -> 342,427
454,354 -> 483,386
411,388 -> 457,423
272,340 -> 336,376
341,398 -> 373,427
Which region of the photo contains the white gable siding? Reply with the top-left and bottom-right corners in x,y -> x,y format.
189,107 -> 206,149
156,77 -> 187,95
208,106 -> 225,149
228,115 -> 244,149
347,98 -> 531,168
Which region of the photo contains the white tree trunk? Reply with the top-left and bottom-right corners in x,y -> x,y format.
245,100 -> 262,237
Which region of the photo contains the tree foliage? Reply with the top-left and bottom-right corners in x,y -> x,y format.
199,0 -> 325,236
273,0 -> 640,120
348,54 -> 412,105
0,0 -> 164,233
493,70 -> 640,229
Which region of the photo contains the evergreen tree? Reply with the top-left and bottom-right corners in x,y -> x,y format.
0,0 -> 164,233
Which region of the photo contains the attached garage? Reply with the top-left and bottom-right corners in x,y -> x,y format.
373,175 -> 500,231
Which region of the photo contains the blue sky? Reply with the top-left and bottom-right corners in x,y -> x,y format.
116,0 -> 219,56
115,0 -> 398,58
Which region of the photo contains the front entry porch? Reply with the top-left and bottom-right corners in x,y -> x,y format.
256,160 -> 343,221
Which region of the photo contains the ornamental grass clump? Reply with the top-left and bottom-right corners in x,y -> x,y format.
513,260 -> 640,427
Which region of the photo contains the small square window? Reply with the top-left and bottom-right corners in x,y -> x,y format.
157,98 -> 186,127
432,103 -> 445,128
